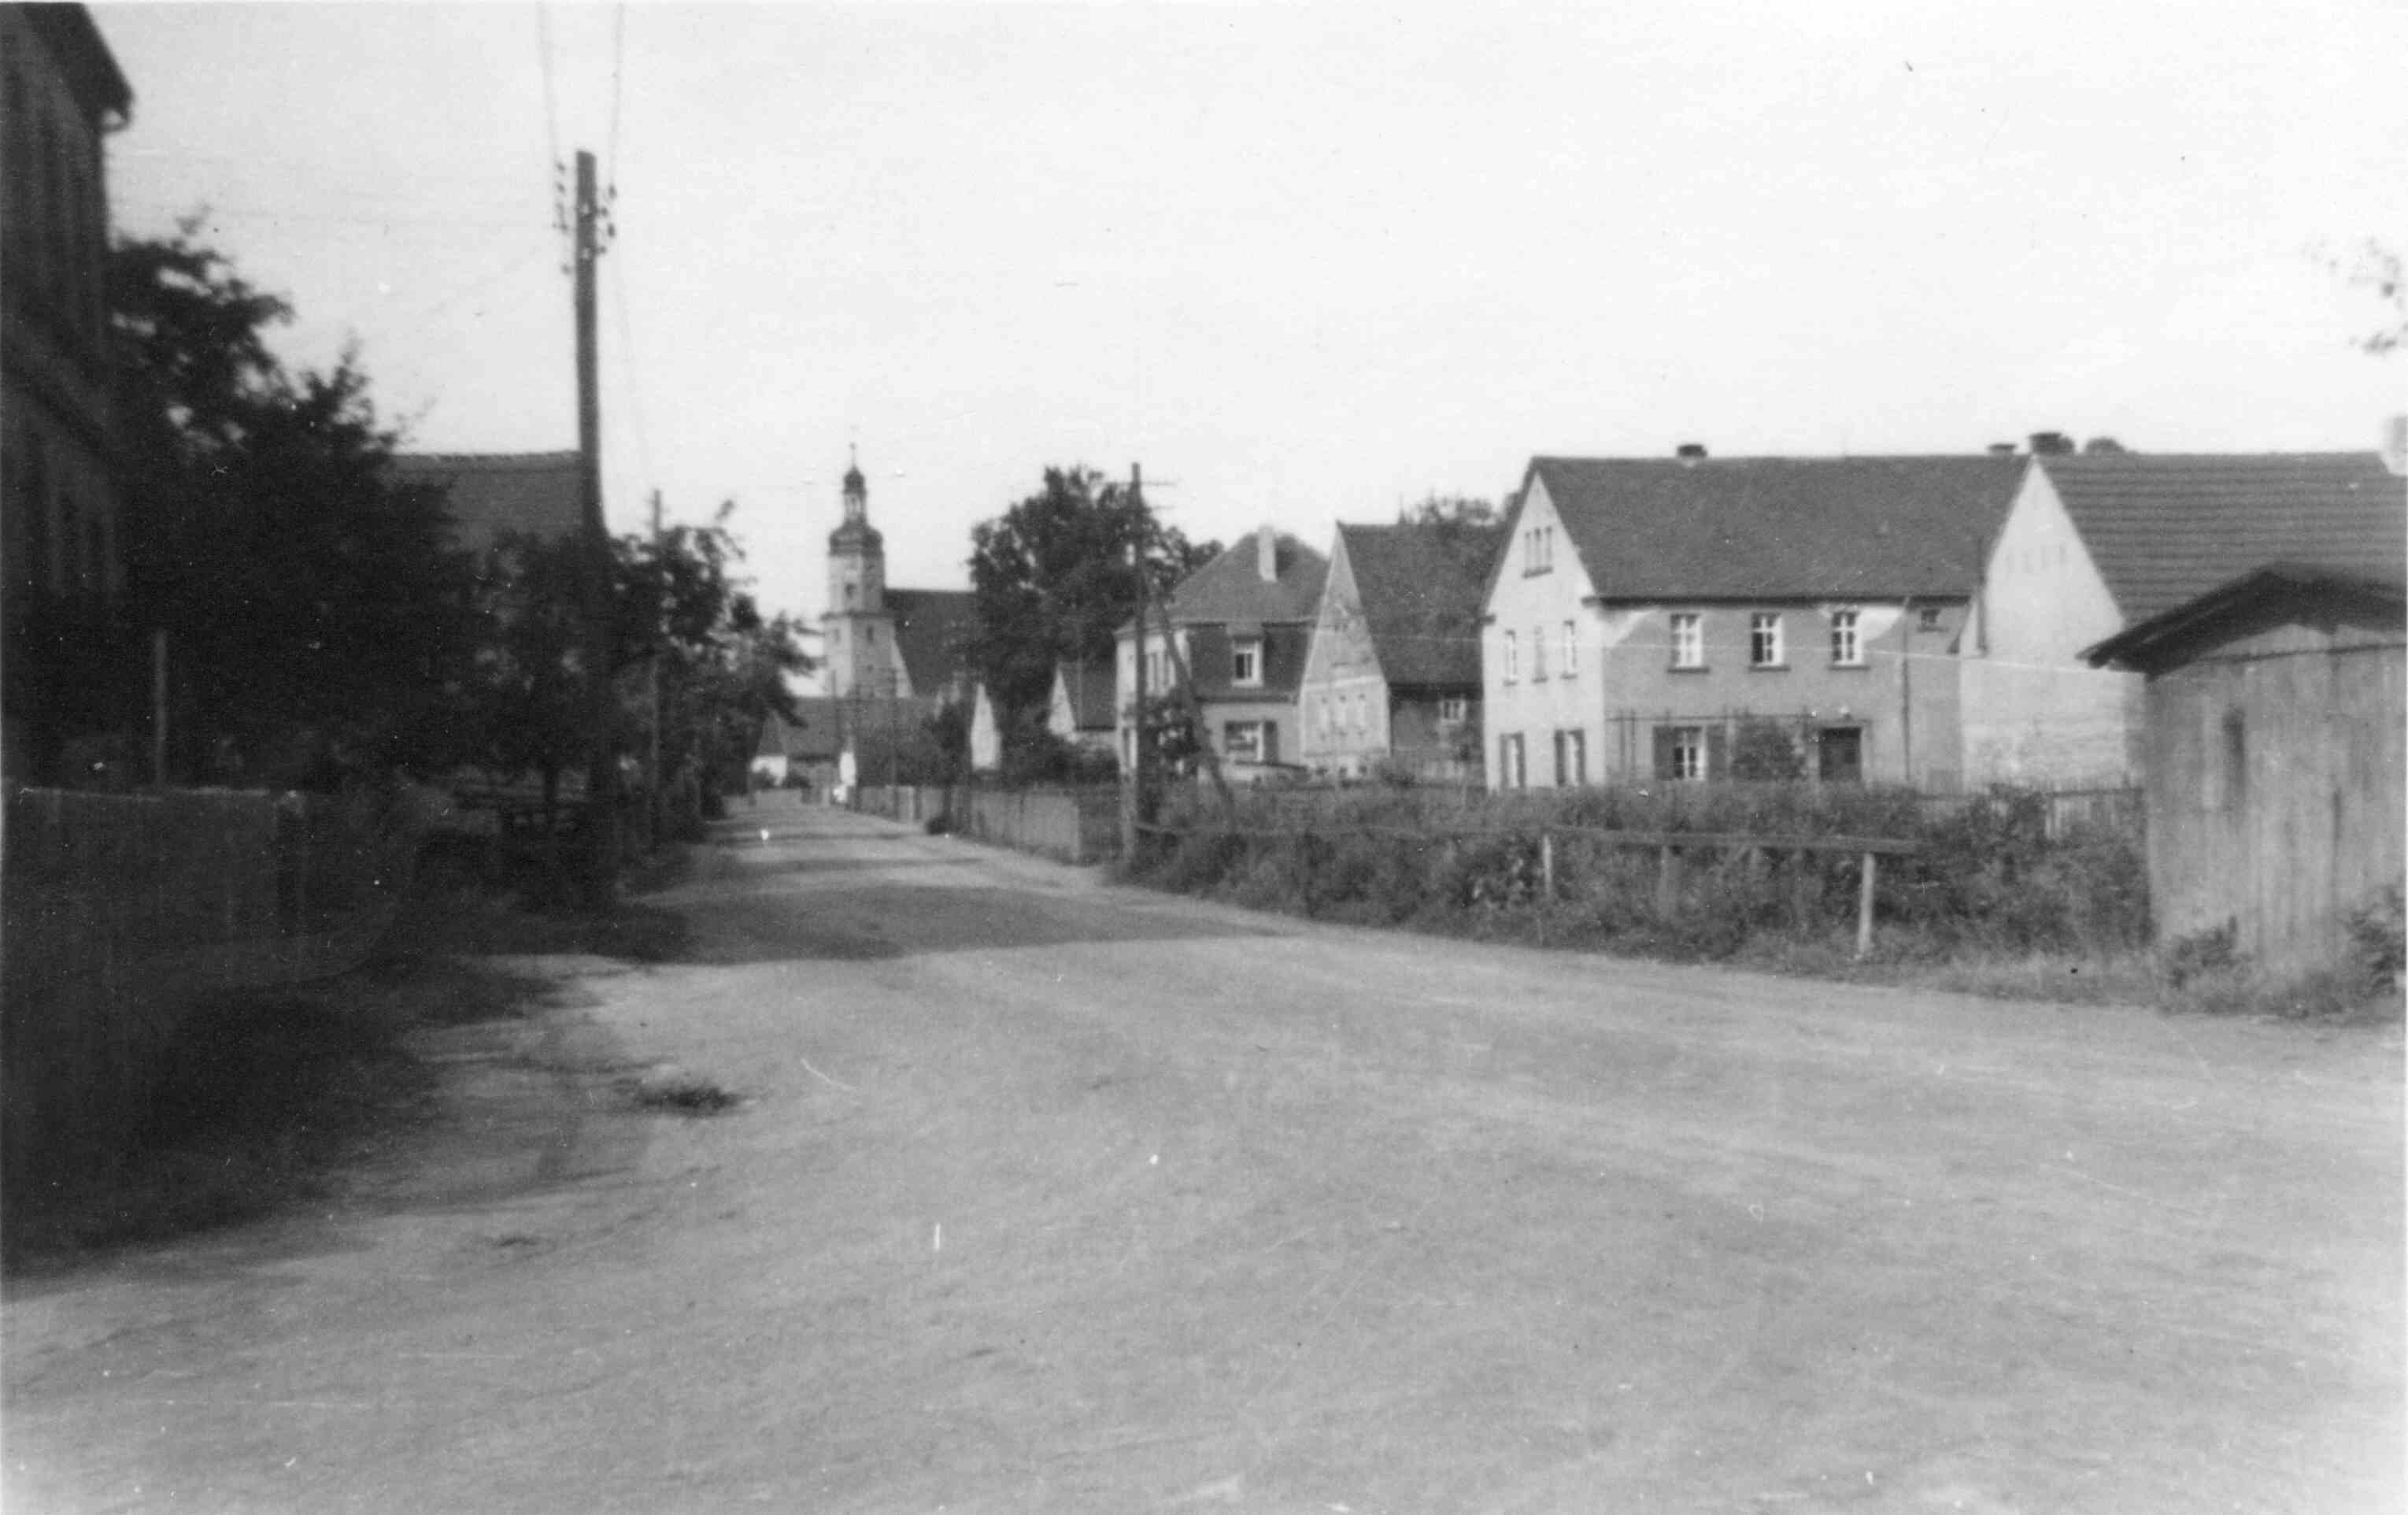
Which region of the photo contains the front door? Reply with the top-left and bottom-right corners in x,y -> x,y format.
1816,727 -> 1863,783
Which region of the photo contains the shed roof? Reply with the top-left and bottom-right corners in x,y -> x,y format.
1526,455 -> 2025,601
1336,522 -> 1496,689
392,452 -> 584,554
2039,453 -> 2405,623
2082,561 -> 2406,674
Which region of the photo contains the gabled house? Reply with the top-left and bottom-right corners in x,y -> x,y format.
1115,525 -> 1327,779
1046,661 -> 1117,759
1483,450 -> 2025,791
1966,447 -> 2408,785
2084,564 -> 2405,978
750,698 -> 845,795
1299,521 -> 1496,781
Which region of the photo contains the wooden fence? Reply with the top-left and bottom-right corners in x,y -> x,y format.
2,787 -> 418,1188
1136,817 -> 1916,958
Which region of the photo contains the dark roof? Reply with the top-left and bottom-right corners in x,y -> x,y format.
2040,453 -> 2406,623
1337,522 -> 1496,689
1527,455 -> 2026,601
1165,532 -> 1328,625
2082,561 -> 2406,674
829,518 -> 885,554
392,452 -> 584,554
886,588 -> 977,695
757,699 -> 846,761
1056,661 -> 1115,730
27,6 -> 133,122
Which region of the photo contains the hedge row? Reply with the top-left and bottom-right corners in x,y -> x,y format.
1130,783 -> 2149,962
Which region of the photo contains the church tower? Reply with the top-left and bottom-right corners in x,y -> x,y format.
823,448 -> 895,697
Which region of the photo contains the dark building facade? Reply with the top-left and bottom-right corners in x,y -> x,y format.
2,5 -> 132,777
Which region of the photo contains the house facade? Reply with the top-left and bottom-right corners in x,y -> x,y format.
1046,661 -> 1116,758
1115,526 -> 1326,780
1964,448 -> 2408,786
1299,522 -> 1493,781
2086,565 -> 2405,979
1483,453 -> 2023,791
1,5 -> 132,779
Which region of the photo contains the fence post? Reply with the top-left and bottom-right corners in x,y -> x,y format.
1855,850 -> 1878,958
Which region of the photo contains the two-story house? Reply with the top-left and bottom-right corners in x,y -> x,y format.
1963,444 -> 2407,786
1482,450 -> 2025,790
2,5 -> 133,778
1299,520 -> 1497,781
1116,525 -> 1326,778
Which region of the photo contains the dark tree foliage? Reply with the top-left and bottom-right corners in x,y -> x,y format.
1400,492 -> 1507,583
100,224 -> 479,787
467,507 -> 815,826
967,465 -> 1215,754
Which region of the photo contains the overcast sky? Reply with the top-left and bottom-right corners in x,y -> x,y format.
98,2 -> 2407,639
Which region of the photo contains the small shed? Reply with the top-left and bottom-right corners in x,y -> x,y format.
2085,563 -> 2405,977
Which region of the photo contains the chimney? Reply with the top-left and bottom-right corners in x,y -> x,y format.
2027,431 -> 2075,456
1675,443 -> 1707,463
1986,442 -> 2017,457
1256,524 -> 1278,583
2384,414 -> 2408,476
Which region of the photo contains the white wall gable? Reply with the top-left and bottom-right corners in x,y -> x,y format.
1981,463 -> 2123,662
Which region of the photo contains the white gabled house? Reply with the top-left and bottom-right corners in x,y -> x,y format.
1481,449 -> 2024,791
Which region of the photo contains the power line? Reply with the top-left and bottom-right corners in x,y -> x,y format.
607,254 -> 656,487
536,5 -> 563,173
606,2 -> 627,187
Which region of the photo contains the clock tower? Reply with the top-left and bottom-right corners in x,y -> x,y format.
823,449 -> 896,697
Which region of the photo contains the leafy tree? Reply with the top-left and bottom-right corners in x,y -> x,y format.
95,224 -> 477,787
967,466 -> 1215,759
1400,491 -> 1508,583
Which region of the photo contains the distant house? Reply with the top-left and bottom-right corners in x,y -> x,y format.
968,683 -> 1003,773
390,451 -> 583,557
749,698 -> 845,795
1116,526 -> 1328,780
1483,450 -> 2023,791
1046,661 -> 1117,759
1299,521 -> 1496,781
1966,447 -> 2407,787
2085,565 -> 2405,980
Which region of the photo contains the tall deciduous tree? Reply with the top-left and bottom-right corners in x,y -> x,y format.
967,465 -> 1215,754
105,224 -> 477,787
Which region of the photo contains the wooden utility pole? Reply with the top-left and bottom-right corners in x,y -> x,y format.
573,148 -> 620,906
647,486 -> 664,848
1123,467 -> 1149,853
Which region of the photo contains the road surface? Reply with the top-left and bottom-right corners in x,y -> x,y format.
7,801 -> 2401,1513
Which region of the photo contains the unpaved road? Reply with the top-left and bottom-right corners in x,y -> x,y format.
6,801 -> 2401,1513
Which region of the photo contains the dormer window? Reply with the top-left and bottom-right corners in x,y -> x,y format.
1231,636 -> 1263,686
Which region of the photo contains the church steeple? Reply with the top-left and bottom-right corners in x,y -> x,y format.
842,443 -> 867,524
824,446 -> 890,697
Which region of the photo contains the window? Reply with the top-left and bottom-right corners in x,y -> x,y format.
1749,612 -> 1784,668
1670,613 -> 1703,669
1222,720 -> 1264,763
1917,606 -> 1943,632
1830,609 -> 1863,665
1231,637 -> 1262,686
1439,696 -> 1468,724
1523,524 -> 1555,574
1553,729 -> 1587,787
1530,623 -> 1548,680
1500,732 -> 1526,790
1503,631 -> 1518,683
1561,620 -> 1578,677
1660,725 -> 1706,782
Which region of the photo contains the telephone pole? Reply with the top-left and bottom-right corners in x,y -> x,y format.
574,148 -> 620,906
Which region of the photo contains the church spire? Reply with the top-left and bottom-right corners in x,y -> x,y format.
842,443 -> 867,524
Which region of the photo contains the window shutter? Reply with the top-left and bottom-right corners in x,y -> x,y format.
1652,725 -> 1677,781
1706,722 -> 1729,780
